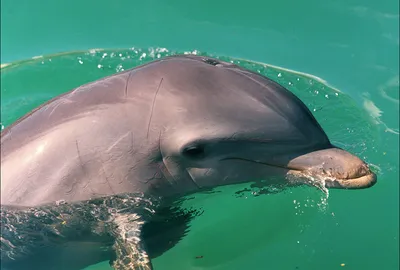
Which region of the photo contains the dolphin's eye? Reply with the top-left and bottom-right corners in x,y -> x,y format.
182,144 -> 206,159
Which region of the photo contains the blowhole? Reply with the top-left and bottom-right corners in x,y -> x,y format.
203,58 -> 222,66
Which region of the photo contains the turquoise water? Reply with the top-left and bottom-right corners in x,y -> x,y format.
1,1 -> 399,270
1,48 -> 398,270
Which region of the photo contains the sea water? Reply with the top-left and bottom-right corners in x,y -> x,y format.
1,48 -> 398,270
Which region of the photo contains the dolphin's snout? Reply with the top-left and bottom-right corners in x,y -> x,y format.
287,147 -> 377,189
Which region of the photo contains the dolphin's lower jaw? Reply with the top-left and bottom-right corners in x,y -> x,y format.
287,168 -> 377,189
323,172 -> 377,189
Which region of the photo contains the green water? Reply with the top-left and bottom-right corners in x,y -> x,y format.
1,0 -> 398,270
1,48 -> 398,270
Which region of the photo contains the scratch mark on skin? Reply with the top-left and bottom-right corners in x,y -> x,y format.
100,161 -> 115,195
75,140 -> 84,170
70,85 -> 85,96
127,131 -> 135,156
147,78 -> 163,139
157,130 -> 162,161
124,71 -> 134,98
47,98 -> 74,117
106,132 -> 132,152
75,140 -> 92,192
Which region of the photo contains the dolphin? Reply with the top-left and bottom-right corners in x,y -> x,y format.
0,55 -> 377,270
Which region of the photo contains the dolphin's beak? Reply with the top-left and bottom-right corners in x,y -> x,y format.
286,147 -> 377,189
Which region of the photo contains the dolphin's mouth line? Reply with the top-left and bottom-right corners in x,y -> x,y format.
220,157 -> 301,171
221,158 -> 303,169
221,157 -> 376,188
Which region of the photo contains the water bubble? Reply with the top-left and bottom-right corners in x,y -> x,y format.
116,64 -> 124,72
139,53 -> 147,60
148,49 -> 155,58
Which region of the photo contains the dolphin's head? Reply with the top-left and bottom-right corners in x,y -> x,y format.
153,55 -> 376,194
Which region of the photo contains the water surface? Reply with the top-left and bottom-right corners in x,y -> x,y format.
1,48 -> 398,270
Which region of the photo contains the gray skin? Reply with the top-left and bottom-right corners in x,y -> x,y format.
0,55 -> 377,270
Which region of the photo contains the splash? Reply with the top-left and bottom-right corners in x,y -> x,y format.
231,175 -> 330,215
292,195 -> 329,215
362,93 -> 399,135
284,172 -> 331,213
1,193 -> 161,262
